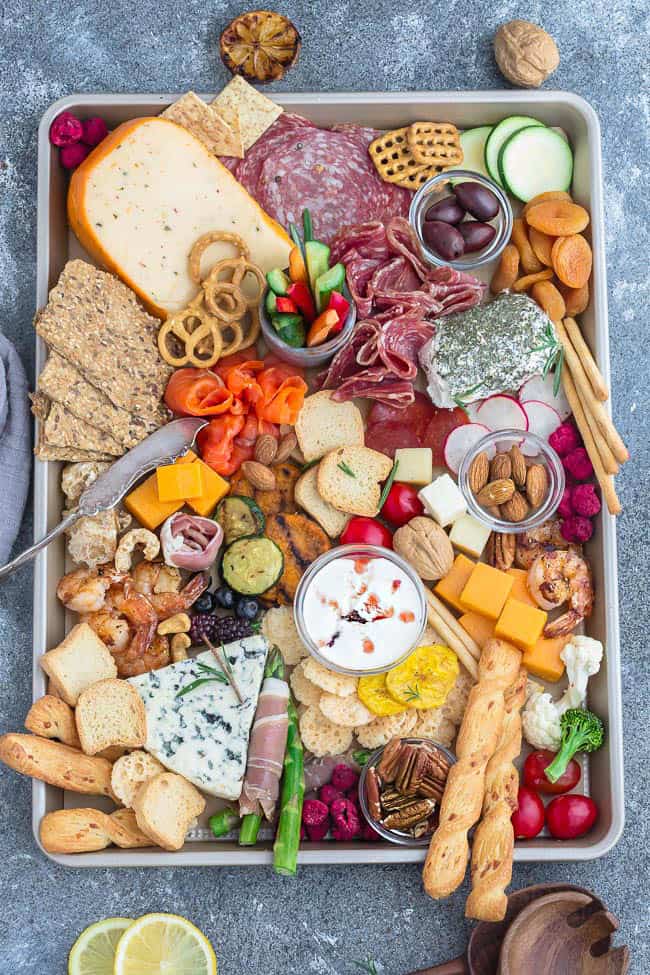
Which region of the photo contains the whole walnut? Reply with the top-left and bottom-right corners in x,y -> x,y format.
494,20 -> 559,88
393,516 -> 454,582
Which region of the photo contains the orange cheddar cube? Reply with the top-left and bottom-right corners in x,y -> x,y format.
176,450 -> 198,465
459,612 -> 495,650
523,635 -> 569,683
156,463 -> 203,502
507,568 -> 537,607
186,459 -> 229,517
124,474 -> 183,531
434,555 -> 476,613
495,597 -> 547,651
459,562 -> 514,620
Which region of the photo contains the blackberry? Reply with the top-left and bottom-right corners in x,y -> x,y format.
189,613 -> 254,646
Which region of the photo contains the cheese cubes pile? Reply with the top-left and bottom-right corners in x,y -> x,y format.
418,472 -> 490,559
125,450 -> 229,529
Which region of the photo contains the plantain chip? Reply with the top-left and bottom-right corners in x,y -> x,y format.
358,673 -> 408,717
385,644 -> 459,710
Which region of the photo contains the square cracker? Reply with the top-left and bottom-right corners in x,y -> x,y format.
211,76 -> 282,152
163,90 -> 243,158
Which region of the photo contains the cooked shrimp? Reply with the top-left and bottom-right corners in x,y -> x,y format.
57,565 -> 125,613
82,609 -> 131,654
515,519 -> 581,569
528,550 -> 594,637
132,561 -> 181,596
145,572 -> 209,619
113,633 -> 170,678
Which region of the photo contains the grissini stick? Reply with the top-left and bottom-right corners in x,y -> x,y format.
0,734 -> 115,798
465,668 -> 528,922
426,589 -> 482,661
574,380 -> 619,475
426,597 -> 479,681
24,695 -> 81,749
564,316 -> 609,401
423,639 -> 522,900
40,808 -> 154,854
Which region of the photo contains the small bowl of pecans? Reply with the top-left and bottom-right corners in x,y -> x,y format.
458,428 -> 565,535
358,736 -> 455,846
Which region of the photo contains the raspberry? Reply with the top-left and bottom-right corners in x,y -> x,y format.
549,421 -> 582,457
302,798 -> 329,828
305,818 -> 330,842
330,797 -> 361,841
558,486 -> 573,519
189,613 -> 253,646
331,764 -> 359,793
563,447 -> 594,482
59,142 -> 91,169
561,515 -> 593,544
570,484 -> 601,517
50,111 -> 82,147
81,116 -> 108,146
360,820 -> 383,842
318,783 -> 344,807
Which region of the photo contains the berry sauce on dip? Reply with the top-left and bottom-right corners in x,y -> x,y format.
301,554 -> 423,672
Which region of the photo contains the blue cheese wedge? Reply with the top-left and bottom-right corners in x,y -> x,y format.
128,635 -> 268,799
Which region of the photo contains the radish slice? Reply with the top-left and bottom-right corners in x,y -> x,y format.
519,373 -> 571,420
521,400 -> 562,453
464,400 -> 484,423
443,423 -> 495,474
477,394 -> 529,432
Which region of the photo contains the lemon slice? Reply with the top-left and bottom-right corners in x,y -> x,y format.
113,913 -> 217,975
68,918 -> 133,975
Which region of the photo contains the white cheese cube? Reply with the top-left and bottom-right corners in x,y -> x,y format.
449,513 -> 492,558
418,473 -> 467,527
394,448 -> 433,486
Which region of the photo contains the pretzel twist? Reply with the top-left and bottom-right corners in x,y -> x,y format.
39,807 -> 155,853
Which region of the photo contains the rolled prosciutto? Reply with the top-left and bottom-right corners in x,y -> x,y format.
160,512 -> 223,571
239,677 -> 289,820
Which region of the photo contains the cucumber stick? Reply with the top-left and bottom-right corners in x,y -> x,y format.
498,126 -> 574,202
484,115 -> 544,186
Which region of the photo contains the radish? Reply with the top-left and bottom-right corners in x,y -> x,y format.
477,394 -> 529,432
519,373 -> 571,420
521,400 -> 562,453
464,400 -> 484,423
443,423 -> 494,474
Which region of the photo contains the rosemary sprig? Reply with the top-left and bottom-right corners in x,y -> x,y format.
404,683 -> 421,702
203,637 -> 245,704
338,461 -> 356,478
532,321 -> 564,397
175,663 -> 228,699
453,380 -> 486,411
301,458 -> 319,473
377,459 -> 399,511
353,960 -> 379,975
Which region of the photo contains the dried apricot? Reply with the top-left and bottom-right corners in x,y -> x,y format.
512,268 -> 554,292
528,227 -> 555,267
531,280 -> 566,322
558,280 -> 590,316
511,218 -> 543,274
490,243 -> 520,293
522,189 -> 572,220
526,201 -> 590,237
551,234 -> 593,289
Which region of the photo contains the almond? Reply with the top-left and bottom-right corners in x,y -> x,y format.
274,430 -> 298,464
490,452 -> 512,481
509,444 -> 527,487
468,451 -> 490,493
526,463 -> 548,508
500,490 -> 530,522
241,460 -> 276,491
254,434 -> 278,466
476,478 -> 516,506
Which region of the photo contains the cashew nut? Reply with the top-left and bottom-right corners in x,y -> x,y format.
171,633 -> 191,662
114,529 -> 160,573
157,613 -> 191,636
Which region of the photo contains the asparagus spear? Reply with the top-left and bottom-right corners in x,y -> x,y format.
272,694 -> 304,876
239,647 -> 285,847
209,807 -> 240,838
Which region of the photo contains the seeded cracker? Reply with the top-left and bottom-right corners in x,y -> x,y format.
301,657 -> 358,697
319,693 -> 373,728
299,704 -> 353,757
289,660 -> 322,707
262,606 -> 306,666
33,395 -> 124,458
35,261 -> 172,418
162,91 -> 243,158
210,76 -> 282,152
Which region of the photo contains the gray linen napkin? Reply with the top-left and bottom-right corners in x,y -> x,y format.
0,333 -> 31,564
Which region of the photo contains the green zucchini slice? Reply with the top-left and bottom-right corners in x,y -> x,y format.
221,536 -> 284,595
215,496 -> 265,545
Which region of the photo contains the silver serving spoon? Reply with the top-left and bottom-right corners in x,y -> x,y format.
0,417 -> 208,580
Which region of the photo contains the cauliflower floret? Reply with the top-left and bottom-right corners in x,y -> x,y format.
560,636 -> 603,712
522,689 -> 563,751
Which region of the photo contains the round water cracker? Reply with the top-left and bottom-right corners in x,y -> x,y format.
441,665 -> 474,727
299,705 -> 353,757
302,657 -> 358,697
413,708 -> 456,749
290,660 -> 322,707
354,709 -> 418,750
319,693 -> 373,729
262,606 -> 306,666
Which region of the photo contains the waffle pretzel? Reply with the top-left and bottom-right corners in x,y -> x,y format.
39,807 -> 154,853
465,667 -> 527,922
422,639 -> 521,900
368,127 -> 428,185
407,121 -> 463,167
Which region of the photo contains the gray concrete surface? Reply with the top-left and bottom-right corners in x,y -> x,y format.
0,1 -> 648,971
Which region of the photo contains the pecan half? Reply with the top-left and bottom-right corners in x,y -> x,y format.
493,531 -> 516,570
383,798 -> 437,830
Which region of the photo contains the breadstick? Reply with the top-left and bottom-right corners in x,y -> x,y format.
426,600 -> 479,681
564,317 -> 609,401
556,320 -> 628,464
465,668 -> 527,922
39,807 -> 154,854
25,695 -> 81,749
422,639 -> 521,900
0,734 -> 115,798
426,589 -> 482,661
562,370 -> 622,516
575,379 -> 619,475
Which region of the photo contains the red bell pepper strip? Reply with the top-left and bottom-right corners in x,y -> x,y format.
287,281 -> 316,324
326,291 -> 350,334
276,296 -> 300,315
164,368 -> 234,417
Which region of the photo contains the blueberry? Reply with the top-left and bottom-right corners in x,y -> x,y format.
214,586 -> 236,609
236,597 -> 260,621
193,591 -> 216,614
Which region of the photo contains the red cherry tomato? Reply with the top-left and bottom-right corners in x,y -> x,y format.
546,794 -> 598,840
380,483 -> 424,527
523,750 -> 581,795
340,517 -> 393,549
511,786 -> 545,839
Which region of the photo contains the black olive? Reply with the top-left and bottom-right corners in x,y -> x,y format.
215,586 -> 236,610
236,597 -> 260,621
193,591 -> 216,615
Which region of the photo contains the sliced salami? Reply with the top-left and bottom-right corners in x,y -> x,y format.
365,421 -> 420,458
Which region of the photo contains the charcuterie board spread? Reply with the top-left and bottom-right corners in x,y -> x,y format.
0,50 -> 628,920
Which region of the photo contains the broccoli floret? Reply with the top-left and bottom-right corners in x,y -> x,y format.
544,708 -> 604,784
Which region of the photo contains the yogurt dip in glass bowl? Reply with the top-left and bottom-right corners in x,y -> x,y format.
293,544 -> 427,677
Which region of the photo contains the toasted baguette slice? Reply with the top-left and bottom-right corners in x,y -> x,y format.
295,391 -> 364,463
40,623 -> 117,707
317,446 -> 393,517
295,464 -> 350,538
111,751 -> 165,809
75,679 -> 146,756
133,772 -> 206,852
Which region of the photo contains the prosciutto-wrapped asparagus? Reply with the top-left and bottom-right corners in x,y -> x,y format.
239,670 -> 290,821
